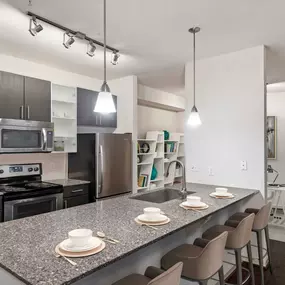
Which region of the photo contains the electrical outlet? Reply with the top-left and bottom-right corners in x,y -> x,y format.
191,165 -> 198,172
240,160 -> 247,171
208,167 -> 214,176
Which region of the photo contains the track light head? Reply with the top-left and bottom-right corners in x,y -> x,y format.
111,51 -> 120,65
63,32 -> 75,49
29,16 -> 43,36
87,41 -> 96,57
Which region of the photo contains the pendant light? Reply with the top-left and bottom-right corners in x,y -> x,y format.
187,27 -> 201,127
94,0 -> 116,114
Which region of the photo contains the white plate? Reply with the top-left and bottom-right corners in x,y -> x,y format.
180,202 -> 209,210
183,201 -> 207,208
137,214 -> 168,223
59,237 -> 102,253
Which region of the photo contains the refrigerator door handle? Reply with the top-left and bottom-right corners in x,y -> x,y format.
99,144 -> 104,194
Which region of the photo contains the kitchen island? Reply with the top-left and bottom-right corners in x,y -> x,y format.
0,183 -> 261,285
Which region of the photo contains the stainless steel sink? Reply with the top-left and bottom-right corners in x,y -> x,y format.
130,188 -> 196,204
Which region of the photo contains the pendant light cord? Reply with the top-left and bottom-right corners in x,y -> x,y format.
193,30 -> 196,106
103,0 -> 107,83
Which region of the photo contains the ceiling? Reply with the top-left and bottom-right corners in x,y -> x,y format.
1,0 -> 285,93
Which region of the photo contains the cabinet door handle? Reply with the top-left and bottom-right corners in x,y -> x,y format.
71,189 -> 84,193
64,200 -> 68,208
26,105 -> 30,119
20,106 -> 24,119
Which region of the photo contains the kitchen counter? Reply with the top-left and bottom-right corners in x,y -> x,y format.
46,179 -> 90,187
0,184 -> 258,285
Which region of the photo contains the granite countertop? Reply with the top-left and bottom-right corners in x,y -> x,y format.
46,179 -> 91,187
0,183 -> 258,285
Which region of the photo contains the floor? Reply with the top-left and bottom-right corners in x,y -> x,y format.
226,239 -> 285,285
269,225 -> 285,243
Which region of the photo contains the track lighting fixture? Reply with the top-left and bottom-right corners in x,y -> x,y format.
63,32 -> 75,49
29,16 -> 43,36
111,51 -> 120,65
87,41 -> 96,57
27,11 -> 119,60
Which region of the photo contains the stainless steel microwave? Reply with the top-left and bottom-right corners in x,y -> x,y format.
0,119 -> 54,153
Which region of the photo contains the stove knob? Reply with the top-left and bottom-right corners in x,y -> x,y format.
28,168 -> 33,172
0,169 -> 4,174
34,167 -> 39,171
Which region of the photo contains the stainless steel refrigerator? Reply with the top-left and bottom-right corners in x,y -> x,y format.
68,133 -> 132,201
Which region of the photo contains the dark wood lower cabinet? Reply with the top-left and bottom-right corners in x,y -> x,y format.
63,195 -> 89,209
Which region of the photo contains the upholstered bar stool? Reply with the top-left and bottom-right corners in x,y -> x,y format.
202,214 -> 255,285
161,232 -> 228,285
227,202 -> 272,285
112,262 -> 183,285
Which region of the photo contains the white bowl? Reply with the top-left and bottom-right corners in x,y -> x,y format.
68,229 -> 93,248
186,195 -> 201,206
143,207 -> 161,221
215,187 -> 228,195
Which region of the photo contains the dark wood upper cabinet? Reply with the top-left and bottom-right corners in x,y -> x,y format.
0,71 -> 51,122
24,77 -> 51,122
77,87 -> 117,128
0,71 -> 24,119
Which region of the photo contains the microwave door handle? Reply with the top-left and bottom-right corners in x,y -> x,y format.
99,145 -> 104,194
42,128 -> 47,151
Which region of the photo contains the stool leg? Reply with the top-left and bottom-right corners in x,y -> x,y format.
264,226 -> 273,274
218,266 -> 225,285
247,241 -> 255,285
256,231 -> 265,285
235,249 -> 243,285
199,280 -> 208,285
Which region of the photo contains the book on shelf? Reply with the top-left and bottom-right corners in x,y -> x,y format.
138,174 -> 149,187
165,142 -> 177,153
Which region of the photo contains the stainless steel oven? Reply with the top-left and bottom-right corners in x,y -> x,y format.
0,119 -> 54,153
4,193 -> 63,222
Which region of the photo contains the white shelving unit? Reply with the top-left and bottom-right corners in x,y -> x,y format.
136,131 -> 185,191
51,84 -> 77,153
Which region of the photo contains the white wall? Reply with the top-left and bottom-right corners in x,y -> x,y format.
137,84 -> 185,138
267,92 -> 285,183
0,53 -> 138,182
185,46 -> 266,194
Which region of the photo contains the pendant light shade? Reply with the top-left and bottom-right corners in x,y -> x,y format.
187,27 -> 201,127
94,82 -> 116,113
187,106 -> 202,126
94,0 -> 116,114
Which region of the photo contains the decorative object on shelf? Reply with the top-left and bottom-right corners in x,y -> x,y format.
165,142 -> 177,153
267,165 -> 279,184
54,140 -> 65,152
137,156 -> 141,163
94,0 -> 116,114
140,142 -> 150,153
267,116 -> 277,159
163,130 -> 170,140
151,166 -> 158,181
187,27 -> 202,127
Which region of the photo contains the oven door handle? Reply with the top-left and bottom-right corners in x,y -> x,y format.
42,128 -> 47,151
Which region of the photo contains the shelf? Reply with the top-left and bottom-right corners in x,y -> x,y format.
165,140 -> 179,143
138,139 -> 156,142
177,155 -> 184,158
179,142 -> 184,144
154,156 -> 164,159
138,186 -> 148,190
137,152 -> 155,155
53,116 -> 76,120
52,99 -> 76,104
137,162 -> 152,166
54,136 -> 76,140
165,152 -> 176,155
175,174 -> 182,178
151,177 -> 164,182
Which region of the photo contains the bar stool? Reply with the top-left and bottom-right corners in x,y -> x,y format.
227,202 -> 272,285
112,262 -> 183,285
161,232 -> 228,285
202,214 -> 255,285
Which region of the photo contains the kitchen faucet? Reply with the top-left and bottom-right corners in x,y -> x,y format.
166,160 -> 187,197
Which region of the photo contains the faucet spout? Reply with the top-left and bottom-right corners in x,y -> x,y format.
166,160 -> 187,194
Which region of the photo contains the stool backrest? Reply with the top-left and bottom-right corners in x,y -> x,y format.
148,262 -> 183,285
227,213 -> 255,249
253,201 -> 272,230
